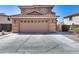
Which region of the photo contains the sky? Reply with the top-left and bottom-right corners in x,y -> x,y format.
0,5 -> 79,22
53,5 -> 79,22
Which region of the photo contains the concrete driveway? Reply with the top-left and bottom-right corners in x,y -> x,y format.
0,33 -> 79,54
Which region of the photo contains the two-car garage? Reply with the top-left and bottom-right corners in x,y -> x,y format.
11,16 -> 57,33
19,18 -> 49,33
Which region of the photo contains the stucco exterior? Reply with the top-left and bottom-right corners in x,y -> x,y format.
64,13 -> 79,25
0,15 -> 12,24
0,13 -> 12,31
10,5 -> 57,33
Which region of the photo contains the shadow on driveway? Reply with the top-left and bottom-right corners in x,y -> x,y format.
15,32 -> 74,35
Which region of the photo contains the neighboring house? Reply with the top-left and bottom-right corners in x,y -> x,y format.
9,5 -> 58,33
0,13 -> 12,32
64,13 -> 79,25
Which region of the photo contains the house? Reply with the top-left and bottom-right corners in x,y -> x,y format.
9,5 -> 58,33
0,13 -> 12,32
64,13 -> 79,25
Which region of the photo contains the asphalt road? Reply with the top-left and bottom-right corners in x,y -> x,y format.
0,33 -> 79,54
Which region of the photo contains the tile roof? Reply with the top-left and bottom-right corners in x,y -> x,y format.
64,13 -> 79,18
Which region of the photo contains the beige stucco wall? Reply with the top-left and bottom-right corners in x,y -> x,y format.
12,19 -> 20,32
11,5 -> 57,33
0,16 -> 12,24
49,24 -> 56,32
48,18 -> 57,32
12,18 -> 57,33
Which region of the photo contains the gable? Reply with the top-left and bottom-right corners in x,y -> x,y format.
27,11 -> 43,15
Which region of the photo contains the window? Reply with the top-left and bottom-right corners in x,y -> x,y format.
31,20 -> 33,23
21,21 -> 23,23
38,21 -> 40,23
42,20 -> 44,23
69,17 -> 72,21
24,21 -> 26,23
45,20 -> 48,23
28,20 -> 30,23
8,18 -> 10,21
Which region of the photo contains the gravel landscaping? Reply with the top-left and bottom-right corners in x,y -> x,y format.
61,32 -> 79,43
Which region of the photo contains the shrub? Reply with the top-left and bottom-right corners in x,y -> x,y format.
62,25 -> 70,32
73,27 -> 79,34
71,25 -> 79,30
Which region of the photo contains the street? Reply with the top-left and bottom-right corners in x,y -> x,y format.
0,33 -> 79,54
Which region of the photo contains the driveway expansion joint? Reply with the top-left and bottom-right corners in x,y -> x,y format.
15,36 -> 31,53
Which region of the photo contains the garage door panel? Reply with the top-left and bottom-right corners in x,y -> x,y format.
20,23 -> 48,32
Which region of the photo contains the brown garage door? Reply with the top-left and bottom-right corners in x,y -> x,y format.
20,22 -> 48,33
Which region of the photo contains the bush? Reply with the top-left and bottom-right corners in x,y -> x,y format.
73,27 -> 79,34
71,25 -> 79,30
62,25 -> 70,32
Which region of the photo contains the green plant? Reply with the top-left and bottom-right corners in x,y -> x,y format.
71,25 -> 79,30
73,27 -> 79,34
